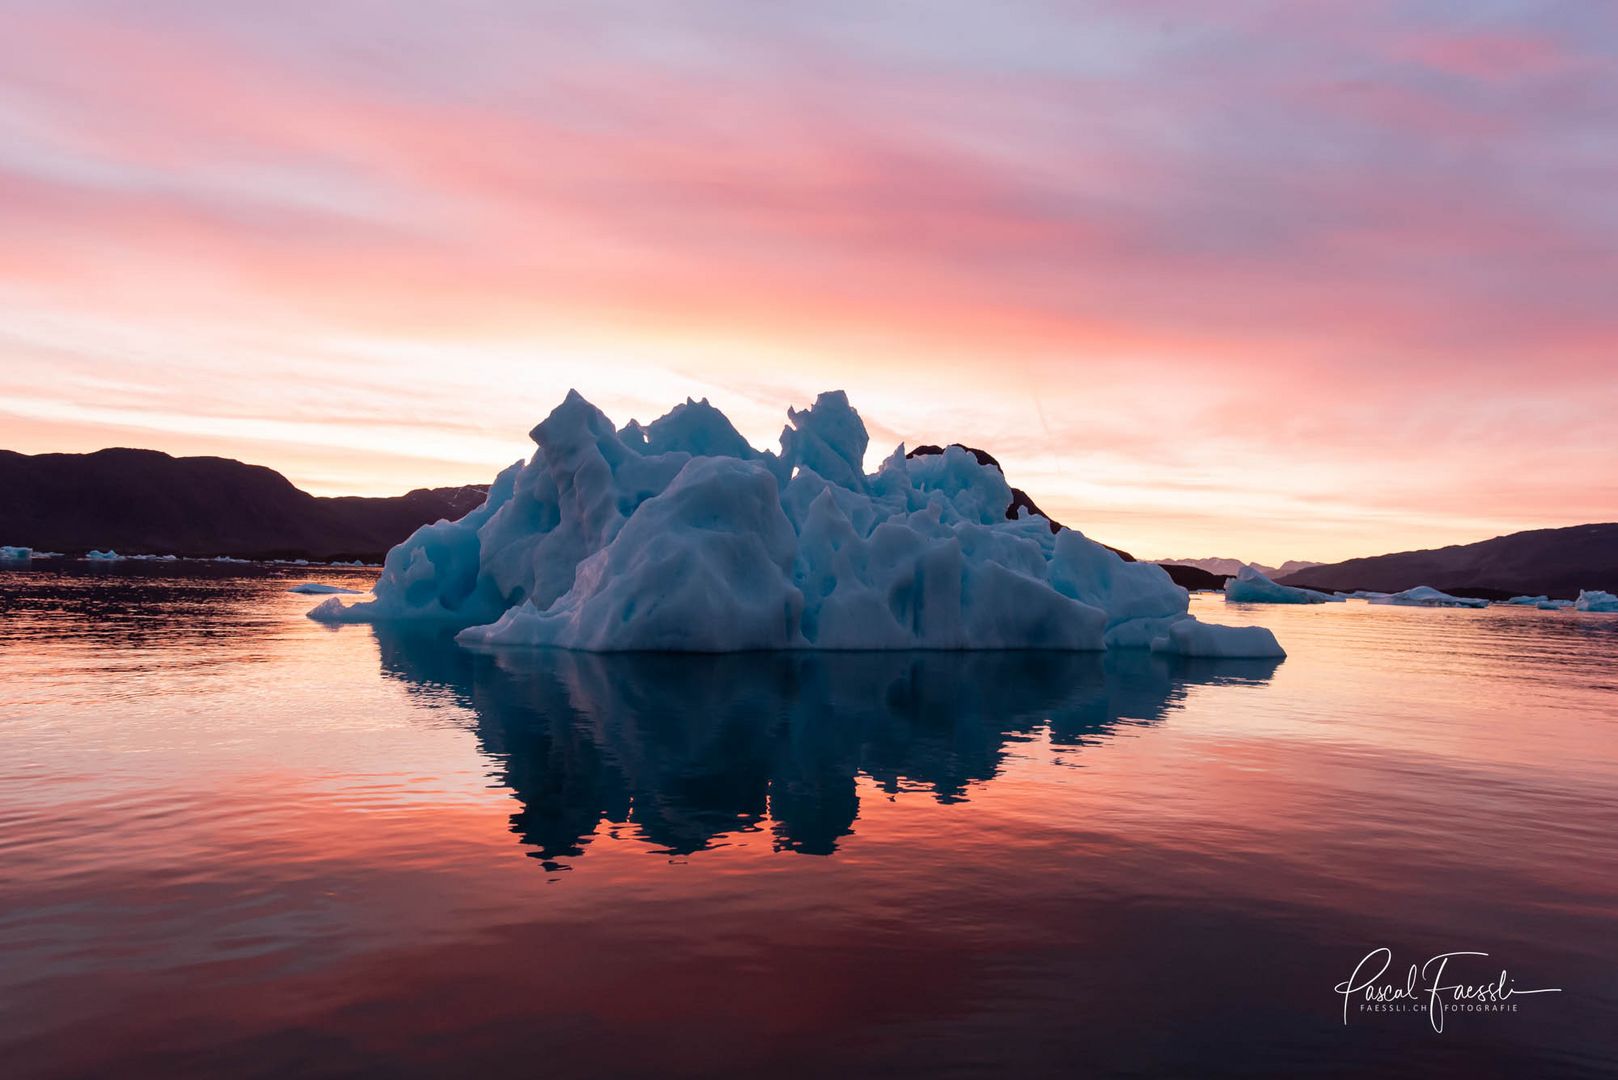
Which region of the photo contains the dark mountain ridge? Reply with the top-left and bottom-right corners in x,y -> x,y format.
1277,523 -> 1618,599
0,448 -> 488,561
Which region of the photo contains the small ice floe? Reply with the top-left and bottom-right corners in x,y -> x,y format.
1224,565 -> 1339,604
1497,595 -> 1572,611
1366,586 -> 1488,608
1574,589 -> 1618,613
212,556 -> 251,564
1150,619 -> 1287,659
85,549 -> 124,561
127,553 -> 179,562
287,583 -> 363,595
1503,595 -> 1574,611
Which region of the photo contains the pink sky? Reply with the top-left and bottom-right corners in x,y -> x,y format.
2,1 -> 1614,563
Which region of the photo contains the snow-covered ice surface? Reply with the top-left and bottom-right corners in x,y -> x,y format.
1575,590 -> 1618,613
1366,586 -> 1488,608
288,583 -> 363,595
1150,619 -> 1285,659
1223,565 -> 1338,605
310,390 -> 1275,655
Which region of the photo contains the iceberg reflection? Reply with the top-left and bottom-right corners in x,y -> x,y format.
372,630 -> 1280,866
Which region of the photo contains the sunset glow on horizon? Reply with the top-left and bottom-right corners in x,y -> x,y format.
3,1 -> 1615,564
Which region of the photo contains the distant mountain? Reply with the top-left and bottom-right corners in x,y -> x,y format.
0,448 -> 489,561
1277,524 -> 1618,599
1155,557 -> 1321,578
1157,557 -> 1252,577
1154,564 -> 1231,591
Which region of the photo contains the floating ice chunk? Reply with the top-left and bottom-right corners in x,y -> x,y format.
313,390 -> 1265,654
287,582 -> 363,595
1502,594 -> 1573,610
1150,620 -> 1286,659
1224,565 -> 1338,604
1,545 -> 30,560
1366,586 -> 1487,608
85,549 -> 123,561
1574,589 -> 1618,613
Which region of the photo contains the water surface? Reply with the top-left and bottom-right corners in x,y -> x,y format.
3,563 -> 1616,1077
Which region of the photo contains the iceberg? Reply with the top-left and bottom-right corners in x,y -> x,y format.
288,583 -> 363,595
85,549 -> 124,561
1223,565 -> 1338,604
1,545 -> 30,561
1150,619 -> 1286,659
1366,586 -> 1487,608
310,390 -> 1279,656
1574,589 -> 1618,613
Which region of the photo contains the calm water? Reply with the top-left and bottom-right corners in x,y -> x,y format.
2,564 -> 1616,1078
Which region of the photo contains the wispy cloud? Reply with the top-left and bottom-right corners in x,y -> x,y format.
1,1 -> 1614,560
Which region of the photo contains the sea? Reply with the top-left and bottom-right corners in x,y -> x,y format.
2,561 -> 1615,1077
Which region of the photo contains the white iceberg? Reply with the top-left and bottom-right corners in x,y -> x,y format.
1223,565 -> 1339,605
1366,586 -> 1487,608
1150,619 -> 1286,659
85,549 -> 124,561
1574,589 -> 1618,613
1,545 -> 30,561
310,390 -> 1279,656
288,582 -> 363,595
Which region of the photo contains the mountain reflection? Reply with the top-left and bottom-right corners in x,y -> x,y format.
372,630 -> 1279,867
